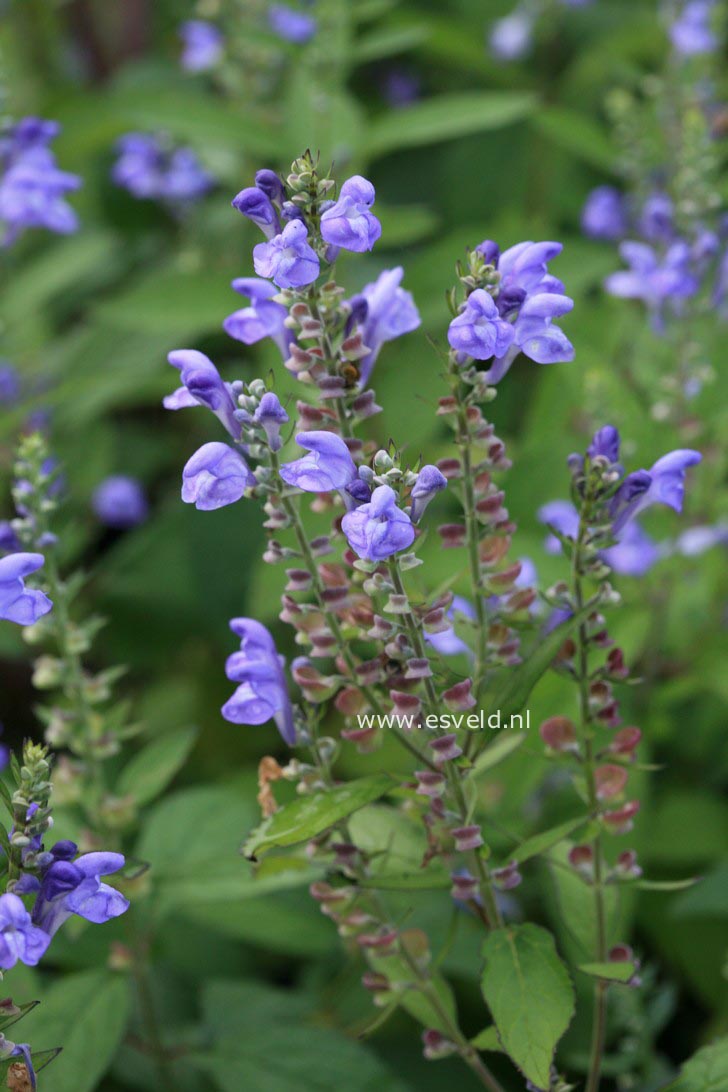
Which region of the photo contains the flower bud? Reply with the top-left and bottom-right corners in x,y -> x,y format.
539,716 -> 578,754
595,764 -> 628,801
442,678 -> 476,712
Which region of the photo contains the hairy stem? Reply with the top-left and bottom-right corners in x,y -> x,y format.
572,509 -> 608,1092
268,453 -> 435,770
387,559 -> 503,930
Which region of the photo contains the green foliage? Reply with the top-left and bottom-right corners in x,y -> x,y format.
243,774 -> 393,858
480,924 -> 575,1088
192,980 -> 408,1091
665,1037 -> 728,1092
17,972 -> 131,1092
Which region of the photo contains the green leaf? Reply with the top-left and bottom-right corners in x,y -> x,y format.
510,817 -> 588,866
355,24 -> 430,63
546,843 -> 620,962
637,877 -> 699,893
243,775 -> 392,859
481,606 -> 590,723
369,942 -> 459,1036
531,108 -> 618,173
578,961 -> 637,984
470,1026 -> 503,1053
472,731 -> 526,777
367,92 -> 535,157
359,867 -> 451,891
17,971 -> 131,1092
192,980 -> 407,1091
480,924 -> 575,1089
664,1037 -> 728,1091
117,725 -> 198,806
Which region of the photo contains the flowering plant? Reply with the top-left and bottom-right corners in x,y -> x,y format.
158,154 -> 704,1091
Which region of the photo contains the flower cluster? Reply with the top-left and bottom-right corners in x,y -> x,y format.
447,240 -> 575,382
163,155 -> 704,1091
112,133 -> 214,206
0,743 -> 128,975
0,117 -> 81,247
539,426 -> 702,576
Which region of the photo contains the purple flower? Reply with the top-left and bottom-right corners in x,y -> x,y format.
489,11 -> 533,61
0,118 -> 81,245
448,290 -> 515,361
320,176 -> 381,253
223,277 -> 292,359
254,169 -> 286,205
612,449 -> 702,532
670,1 -> 717,55
0,522 -> 21,555
92,476 -> 148,529
232,186 -> 280,239
466,239 -> 574,381
601,521 -> 660,577
179,20 -> 223,72
182,442 -> 255,511
268,4 -> 317,44
0,553 -> 52,625
222,618 -> 295,744
341,485 -> 415,561
638,192 -> 674,244
112,134 -> 213,205
382,69 -> 421,108
254,392 -> 289,451
588,425 -> 622,465
581,186 -> 628,241
165,349 -> 241,439
279,431 -> 357,492
31,846 -> 129,937
0,362 -> 20,404
349,267 -> 420,387
410,465 -> 447,523
674,523 -> 728,556
605,241 -> 699,329
253,220 -> 320,289
0,893 -> 50,969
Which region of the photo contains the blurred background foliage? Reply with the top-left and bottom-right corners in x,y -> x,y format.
0,0 -> 726,1089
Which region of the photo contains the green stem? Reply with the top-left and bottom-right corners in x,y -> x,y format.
386,559 -> 503,929
303,709 -> 505,1092
572,511 -> 608,1092
452,376 -> 489,696
269,453 -> 434,770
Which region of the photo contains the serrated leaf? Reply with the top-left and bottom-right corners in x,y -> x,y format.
117,725 -> 197,806
510,817 -> 588,865
481,606 -> 590,723
367,92 -> 535,157
243,775 -> 392,859
665,1036 -> 728,1091
546,843 -> 620,962
480,924 -> 575,1088
578,961 -> 637,984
